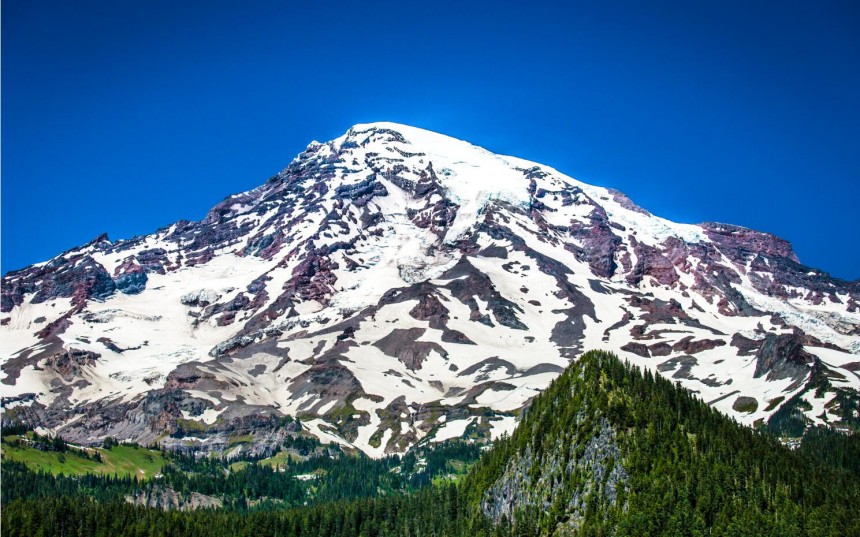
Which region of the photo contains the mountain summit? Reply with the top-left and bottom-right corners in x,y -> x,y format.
2,123 -> 858,456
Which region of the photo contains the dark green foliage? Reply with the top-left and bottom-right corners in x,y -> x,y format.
1,422 -> 30,437
831,388 -> 860,428
797,425 -> 860,477
1,482 -> 489,537
1,461 -> 143,505
464,350 -> 860,535
28,431 -> 70,453
400,440 -> 482,488
767,365 -> 860,437
281,433 -> 326,456
766,390 -> 814,437
1,438 -> 481,512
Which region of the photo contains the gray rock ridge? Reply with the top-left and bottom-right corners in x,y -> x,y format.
482,417 -> 628,531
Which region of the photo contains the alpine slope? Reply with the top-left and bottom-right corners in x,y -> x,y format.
2,123 -> 858,456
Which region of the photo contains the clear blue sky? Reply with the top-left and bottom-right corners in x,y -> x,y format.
3,1 -> 858,279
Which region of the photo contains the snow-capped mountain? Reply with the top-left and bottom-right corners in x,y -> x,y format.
2,122 -> 858,456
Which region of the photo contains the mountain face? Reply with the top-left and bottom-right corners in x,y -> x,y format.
2,122 -> 858,456
5,351 -> 858,537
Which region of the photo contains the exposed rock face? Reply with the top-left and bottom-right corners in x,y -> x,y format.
672,336 -> 726,355
733,396 -> 759,413
113,257 -> 148,294
702,223 -> 799,263
563,190 -> 622,278
482,417 -> 628,530
2,122 -> 858,457
45,348 -> 100,382
127,488 -> 223,511
6,254 -> 117,310
754,333 -> 815,383
373,328 -> 447,370
627,238 -> 680,287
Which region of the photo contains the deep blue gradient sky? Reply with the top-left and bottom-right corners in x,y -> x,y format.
3,1 -> 859,279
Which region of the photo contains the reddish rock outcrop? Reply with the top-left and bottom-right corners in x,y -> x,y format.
45,348 -> 100,382
753,333 -> 815,382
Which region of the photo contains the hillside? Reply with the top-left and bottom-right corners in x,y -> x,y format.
3,351 -> 858,536
466,350 -> 860,535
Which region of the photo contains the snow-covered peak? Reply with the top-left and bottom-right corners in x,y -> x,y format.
329,122 -> 709,247
2,121 -> 857,459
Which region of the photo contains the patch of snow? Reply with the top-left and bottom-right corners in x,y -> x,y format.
431,418 -> 475,442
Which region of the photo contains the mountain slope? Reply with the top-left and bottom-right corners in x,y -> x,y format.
3,351 -> 858,536
2,123 -> 858,455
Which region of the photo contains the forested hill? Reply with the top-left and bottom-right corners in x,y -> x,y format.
464,350 -> 860,535
3,350 -> 859,536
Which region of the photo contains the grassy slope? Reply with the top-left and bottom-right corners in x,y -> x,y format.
1,435 -> 165,478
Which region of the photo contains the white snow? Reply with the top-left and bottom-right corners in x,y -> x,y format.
488,415 -> 517,440
431,418 -> 475,442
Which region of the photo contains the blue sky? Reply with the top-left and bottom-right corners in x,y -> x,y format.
3,1 -> 858,279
